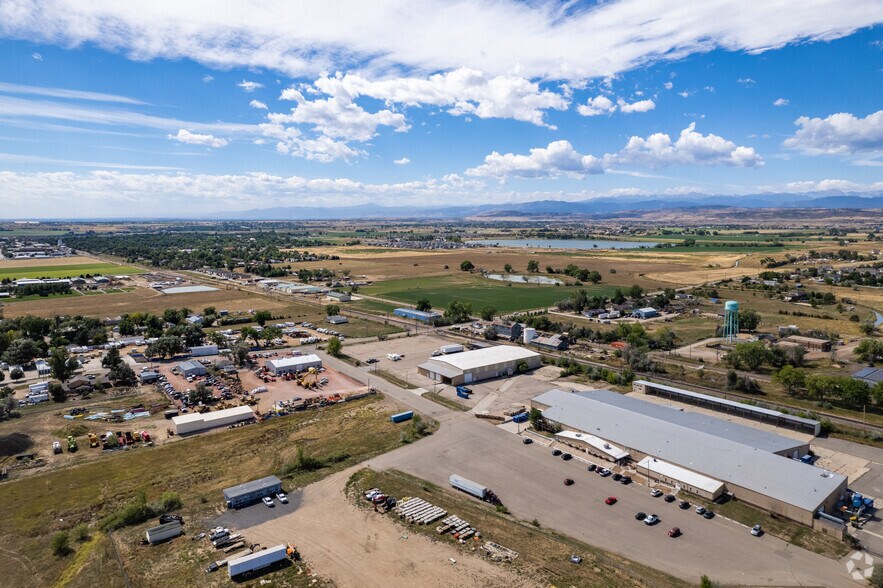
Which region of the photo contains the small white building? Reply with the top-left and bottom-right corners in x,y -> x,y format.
34,359 -> 51,376
417,345 -> 541,385
267,354 -> 322,375
326,315 -> 349,325
177,360 -> 207,377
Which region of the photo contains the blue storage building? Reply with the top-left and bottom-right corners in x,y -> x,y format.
394,308 -> 443,324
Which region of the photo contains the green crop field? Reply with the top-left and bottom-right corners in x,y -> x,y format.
363,274 -> 617,312
0,262 -> 145,280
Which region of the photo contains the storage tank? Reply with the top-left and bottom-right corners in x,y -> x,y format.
523,327 -> 537,344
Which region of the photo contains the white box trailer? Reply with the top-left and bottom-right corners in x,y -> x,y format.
440,344 -> 464,354
228,544 -> 288,578
145,521 -> 183,544
449,474 -> 488,500
190,344 -> 219,357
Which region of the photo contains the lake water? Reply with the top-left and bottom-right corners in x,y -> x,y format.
486,274 -> 563,285
468,238 -> 658,250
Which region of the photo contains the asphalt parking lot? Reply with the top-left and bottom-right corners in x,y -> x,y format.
213,490 -> 302,531
368,412 -> 857,587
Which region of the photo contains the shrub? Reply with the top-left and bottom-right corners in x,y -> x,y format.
51,531 -> 72,556
72,523 -> 90,542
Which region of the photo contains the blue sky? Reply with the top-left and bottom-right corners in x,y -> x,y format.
0,1 -> 881,217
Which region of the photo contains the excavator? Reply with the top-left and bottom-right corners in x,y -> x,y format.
297,367 -> 319,389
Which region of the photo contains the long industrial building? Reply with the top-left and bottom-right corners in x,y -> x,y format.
172,405 -> 255,435
532,389 -> 846,527
223,475 -> 283,508
418,345 -> 541,385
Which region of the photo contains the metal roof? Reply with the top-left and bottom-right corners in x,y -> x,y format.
423,345 -> 539,372
853,367 -> 883,384
634,380 -> 820,428
173,405 -> 254,426
637,456 -> 724,495
534,389 -> 845,512
223,475 -> 283,500
177,360 -> 205,372
268,354 -> 321,369
574,389 -> 804,454
417,361 -> 462,379
556,430 -> 629,460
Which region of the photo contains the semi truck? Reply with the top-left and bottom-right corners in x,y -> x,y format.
449,474 -> 500,504
228,544 -> 289,578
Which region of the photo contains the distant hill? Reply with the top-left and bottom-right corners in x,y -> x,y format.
216,192 -> 883,220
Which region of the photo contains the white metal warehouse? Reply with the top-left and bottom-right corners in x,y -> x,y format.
267,354 -> 322,375
172,405 -> 255,435
532,389 -> 846,527
417,345 -> 540,385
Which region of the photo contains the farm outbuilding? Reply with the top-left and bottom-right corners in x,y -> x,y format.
417,345 -> 540,385
326,315 -> 349,325
267,354 -> 322,375
631,307 -> 659,319
177,360 -> 207,377
172,405 -> 255,435
223,475 -> 283,508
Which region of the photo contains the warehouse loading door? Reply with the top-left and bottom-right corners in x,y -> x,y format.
464,373 -> 473,384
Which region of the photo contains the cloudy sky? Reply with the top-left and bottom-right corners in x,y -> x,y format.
0,1 -> 881,217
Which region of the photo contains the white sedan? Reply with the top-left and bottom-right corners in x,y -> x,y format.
262,496 -> 275,507
276,492 -> 289,504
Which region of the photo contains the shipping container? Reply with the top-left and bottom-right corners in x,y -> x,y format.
511,412 -> 529,423
390,411 -> 414,423
449,474 -> 488,500
228,544 -> 288,578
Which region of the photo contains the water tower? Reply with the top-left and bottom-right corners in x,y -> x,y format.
723,300 -> 739,342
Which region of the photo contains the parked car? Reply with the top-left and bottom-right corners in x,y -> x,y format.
663,494 -> 676,502
159,514 -> 183,524
587,464 -> 597,472
643,514 -> 659,525
561,453 -> 572,461
605,496 -> 617,505
703,510 -> 715,519
668,527 -> 681,538
678,500 -> 690,510
695,506 -> 706,515
651,489 -> 663,498
262,496 -> 274,507
598,468 -> 612,477
619,475 -> 632,485
612,473 -> 622,481
564,478 -> 574,486
522,437 -> 533,445
634,511 -> 647,520
569,555 -> 582,564
751,524 -> 763,536
276,492 -> 288,504
552,449 -> 562,457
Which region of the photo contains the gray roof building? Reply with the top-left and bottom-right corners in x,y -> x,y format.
533,389 -> 845,519
853,367 -> 883,386
223,475 -> 283,508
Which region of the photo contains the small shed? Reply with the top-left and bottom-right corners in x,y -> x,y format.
177,360 -> 207,377
326,315 -> 348,325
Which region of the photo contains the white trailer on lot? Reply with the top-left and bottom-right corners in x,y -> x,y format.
228,544 -> 288,578
449,474 -> 488,500
190,344 -> 219,357
145,521 -> 183,544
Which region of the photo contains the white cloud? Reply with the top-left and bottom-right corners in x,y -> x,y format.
773,98 -> 789,106
249,99 -> 268,109
0,82 -> 145,104
468,124 -> 763,178
758,179 -> 883,193
202,74 -> 214,83
393,157 -> 410,165
168,129 -> 229,148
577,95 -> 616,116
678,91 -> 691,98
612,123 -> 763,168
737,78 -> 756,86
274,91 -> 408,141
783,110 -> 883,154
309,69 -> 568,127
237,80 -> 263,92
0,2 -> 877,81
663,82 -> 673,90
618,98 -> 656,113
466,140 -> 603,179
31,52 -> 42,61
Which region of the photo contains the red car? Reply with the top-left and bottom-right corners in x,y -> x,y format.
668,527 -> 681,537
605,496 -> 617,505
564,478 -> 575,486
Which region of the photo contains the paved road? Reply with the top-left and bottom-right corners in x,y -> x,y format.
324,352 -> 860,587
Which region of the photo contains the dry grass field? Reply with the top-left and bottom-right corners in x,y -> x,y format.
0,255 -> 99,268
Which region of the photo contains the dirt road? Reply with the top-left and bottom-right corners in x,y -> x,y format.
242,468 -> 534,588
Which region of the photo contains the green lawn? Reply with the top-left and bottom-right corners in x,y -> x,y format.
0,263 -> 145,280
363,274 -> 617,312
